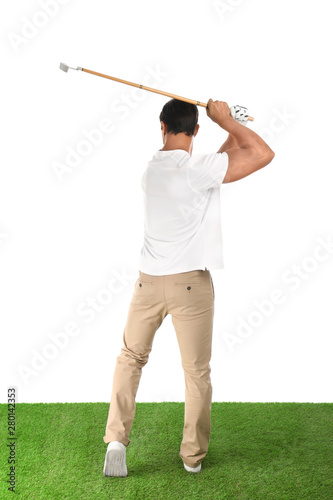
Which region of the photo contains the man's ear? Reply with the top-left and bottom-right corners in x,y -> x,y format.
194,124 -> 200,137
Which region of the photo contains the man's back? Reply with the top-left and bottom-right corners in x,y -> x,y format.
139,149 -> 229,276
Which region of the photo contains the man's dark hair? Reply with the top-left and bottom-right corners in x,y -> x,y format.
159,99 -> 198,136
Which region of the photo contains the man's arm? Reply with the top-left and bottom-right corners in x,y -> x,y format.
207,99 -> 275,183
217,132 -> 239,154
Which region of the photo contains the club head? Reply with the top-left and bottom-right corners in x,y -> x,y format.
59,62 -> 69,72
59,62 -> 83,73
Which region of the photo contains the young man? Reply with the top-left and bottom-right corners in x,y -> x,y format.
103,99 -> 275,476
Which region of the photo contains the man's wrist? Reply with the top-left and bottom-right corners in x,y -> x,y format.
216,116 -> 236,131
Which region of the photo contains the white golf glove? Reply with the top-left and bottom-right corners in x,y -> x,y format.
230,105 -> 250,125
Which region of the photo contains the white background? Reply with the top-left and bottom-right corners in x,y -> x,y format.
1,0 -> 332,403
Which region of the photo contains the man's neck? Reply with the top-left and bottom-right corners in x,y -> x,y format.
160,133 -> 193,154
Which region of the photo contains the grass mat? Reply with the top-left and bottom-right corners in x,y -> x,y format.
0,402 -> 332,499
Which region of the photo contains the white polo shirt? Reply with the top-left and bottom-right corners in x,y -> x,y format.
138,149 -> 229,276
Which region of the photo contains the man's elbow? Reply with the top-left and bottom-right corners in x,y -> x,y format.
259,147 -> 275,168
247,148 -> 275,175
266,149 -> 275,167
267,147 -> 275,162
249,143 -> 275,166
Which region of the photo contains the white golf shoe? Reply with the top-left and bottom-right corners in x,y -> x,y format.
103,441 -> 128,477
183,462 -> 202,473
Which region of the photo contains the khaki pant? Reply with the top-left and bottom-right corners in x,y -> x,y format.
103,268 -> 215,468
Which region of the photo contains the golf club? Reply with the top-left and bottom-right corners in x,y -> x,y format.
59,62 -> 254,123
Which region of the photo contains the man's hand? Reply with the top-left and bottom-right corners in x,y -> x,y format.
206,99 -> 233,128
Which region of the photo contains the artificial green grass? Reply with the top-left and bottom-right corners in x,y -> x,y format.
0,402 -> 332,499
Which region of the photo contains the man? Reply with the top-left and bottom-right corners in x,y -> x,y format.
103,99 -> 275,476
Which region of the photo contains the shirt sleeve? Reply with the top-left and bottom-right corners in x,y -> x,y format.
187,152 -> 229,192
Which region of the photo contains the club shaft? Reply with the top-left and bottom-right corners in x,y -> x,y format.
82,68 -> 207,106
81,67 -> 254,121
